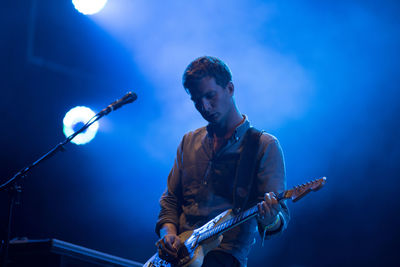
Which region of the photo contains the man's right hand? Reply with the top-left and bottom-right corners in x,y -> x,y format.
157,224 -> 182,262
157,234 -> 182,262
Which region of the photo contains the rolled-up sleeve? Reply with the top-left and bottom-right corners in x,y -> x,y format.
255,135 -> 290,239
155,137 -> 185,237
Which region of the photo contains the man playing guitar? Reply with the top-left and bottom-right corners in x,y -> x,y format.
154,56 -> 289,267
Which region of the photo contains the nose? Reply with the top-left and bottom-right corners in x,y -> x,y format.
199,99 -> 211,112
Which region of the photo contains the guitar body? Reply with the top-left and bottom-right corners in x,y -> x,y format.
177,230 -> 223,267
143,210 -> 232,267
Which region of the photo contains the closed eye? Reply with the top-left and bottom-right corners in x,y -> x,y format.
205,92 -> 216,100
191,92 -> 215,103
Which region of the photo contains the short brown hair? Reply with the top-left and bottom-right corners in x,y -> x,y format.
182,56 -> 232,92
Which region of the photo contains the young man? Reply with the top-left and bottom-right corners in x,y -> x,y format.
155,56 -> 289,266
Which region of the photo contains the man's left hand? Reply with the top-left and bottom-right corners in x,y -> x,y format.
257,192 -> 280,225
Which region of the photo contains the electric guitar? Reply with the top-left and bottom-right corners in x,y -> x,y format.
144,177 -> 327,267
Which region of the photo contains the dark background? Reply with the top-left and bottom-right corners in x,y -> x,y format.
1,0 -> 399,266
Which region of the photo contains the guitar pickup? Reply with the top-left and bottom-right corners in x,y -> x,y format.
190,235 -> 200,249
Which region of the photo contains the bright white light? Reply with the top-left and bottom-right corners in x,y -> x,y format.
72,0 -> 108,15
63,106 -> 99,145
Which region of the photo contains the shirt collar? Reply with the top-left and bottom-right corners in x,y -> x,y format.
206,115 -> 250,141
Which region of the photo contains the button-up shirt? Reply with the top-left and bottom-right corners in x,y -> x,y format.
156,117 -> 289,266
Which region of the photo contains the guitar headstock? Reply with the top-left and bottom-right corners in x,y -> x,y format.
287,177 -> 326,202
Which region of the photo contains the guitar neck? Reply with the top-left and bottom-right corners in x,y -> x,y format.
197,191 -> 289,243
196,176 -> 327,243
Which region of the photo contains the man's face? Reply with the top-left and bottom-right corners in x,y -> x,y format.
188,77 -> 234,125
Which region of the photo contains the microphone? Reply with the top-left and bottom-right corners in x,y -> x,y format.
99,92 -> 138,115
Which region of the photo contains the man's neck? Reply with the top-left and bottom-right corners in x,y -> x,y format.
211,109 -> 243,138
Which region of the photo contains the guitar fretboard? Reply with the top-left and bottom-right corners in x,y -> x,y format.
194,176 -> 327,243
197,206 -> 257,243
197,191 -> 289,243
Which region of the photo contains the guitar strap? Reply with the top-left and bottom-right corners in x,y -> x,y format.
232,127 -> 263,214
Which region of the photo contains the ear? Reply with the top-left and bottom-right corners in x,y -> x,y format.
226,81 -> 234,96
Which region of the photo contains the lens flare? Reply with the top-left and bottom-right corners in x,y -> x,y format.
63,106 -> 99,145
72,0 -> 107,15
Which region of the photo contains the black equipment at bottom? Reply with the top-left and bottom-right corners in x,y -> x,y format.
7,238 -> 142,267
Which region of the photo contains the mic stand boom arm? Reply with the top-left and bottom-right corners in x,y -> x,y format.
0,91 -> 137,267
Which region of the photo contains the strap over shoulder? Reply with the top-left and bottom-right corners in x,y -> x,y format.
232,127 -> 263,214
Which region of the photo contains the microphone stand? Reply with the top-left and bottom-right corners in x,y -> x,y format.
0,92 -> 136,267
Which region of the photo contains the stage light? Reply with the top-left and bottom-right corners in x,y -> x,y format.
63,106 -> 99,145
72,0 -> 108,15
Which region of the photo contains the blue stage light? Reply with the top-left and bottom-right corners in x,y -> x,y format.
63,106 -> 99,145
72,0 -> 107,15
